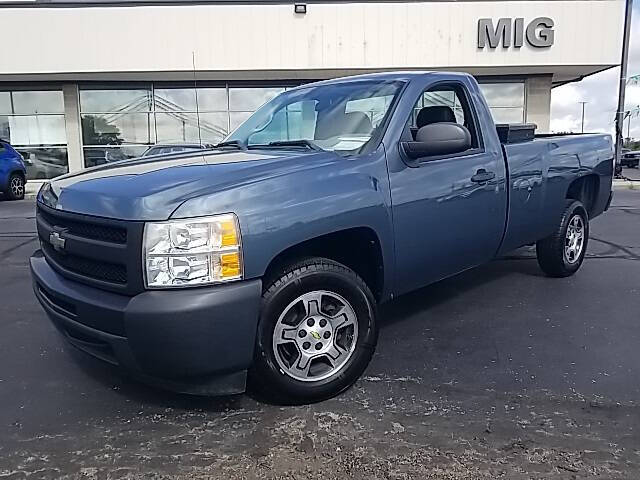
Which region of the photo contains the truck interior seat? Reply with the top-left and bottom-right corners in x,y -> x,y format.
412,106 -> 457,140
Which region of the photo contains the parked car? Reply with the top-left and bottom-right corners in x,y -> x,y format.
30,72 -> 613,403
621,149 -> 640,168
0,139 -> 26,200
142,143 -> 215,157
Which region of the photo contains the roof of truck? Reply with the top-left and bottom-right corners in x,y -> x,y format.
288,71 -> 473,90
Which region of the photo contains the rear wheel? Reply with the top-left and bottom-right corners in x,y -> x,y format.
536,200 -> 589,277
6,173 -> 25,201
249,258 -> 378,404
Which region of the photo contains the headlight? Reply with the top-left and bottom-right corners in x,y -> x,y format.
143,214 -> 243,288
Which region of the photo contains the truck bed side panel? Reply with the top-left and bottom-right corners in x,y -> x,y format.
499,134 -> 613,254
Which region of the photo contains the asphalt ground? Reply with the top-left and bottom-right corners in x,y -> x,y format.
1,191 -> 640,479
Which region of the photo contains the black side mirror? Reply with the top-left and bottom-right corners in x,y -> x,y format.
401,123 -> 472,160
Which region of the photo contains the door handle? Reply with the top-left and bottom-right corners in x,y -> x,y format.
471,169 -> 496,183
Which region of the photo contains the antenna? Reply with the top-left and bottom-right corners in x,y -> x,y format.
192,51 -> 203,146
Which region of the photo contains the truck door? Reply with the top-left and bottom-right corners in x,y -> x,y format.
387,80 -> 508,295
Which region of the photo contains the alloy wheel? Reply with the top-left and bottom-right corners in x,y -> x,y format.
564,214 -> 585,264
272,290 -> 358,382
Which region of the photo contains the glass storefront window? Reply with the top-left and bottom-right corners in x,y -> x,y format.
0,93 -> 11,115
81,86 -> 240,166
155,112 -> 228,144
80,89 -> 151,113
7,115 -> 66,145
154,88 -> 198,112
81,88 -> 153,167
229,111 -> 252,133
229,87 -> 284,112
154,87 -> 228,113
81,113 -> 153,146
0,89 -> 68,180
80,85 -> 294,166
489,107 -> 526,124
0,115 -> 9,140
17,147 -> 69,180
197,88 -> 229,112
479,82 -> 526,123
12,91 -> 64,115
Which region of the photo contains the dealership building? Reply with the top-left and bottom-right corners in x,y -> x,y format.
0,0 -> 626,181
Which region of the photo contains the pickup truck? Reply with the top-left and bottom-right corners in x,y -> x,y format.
31,72 -> 613,403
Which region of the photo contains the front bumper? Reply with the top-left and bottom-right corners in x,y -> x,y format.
30,250 -> 262,395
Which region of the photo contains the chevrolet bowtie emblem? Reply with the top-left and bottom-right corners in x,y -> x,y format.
49,230 -> 67,251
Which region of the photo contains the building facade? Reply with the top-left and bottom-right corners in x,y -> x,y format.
0,0 -> 625,181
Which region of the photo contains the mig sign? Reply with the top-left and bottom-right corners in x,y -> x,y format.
478,17 -> 555,49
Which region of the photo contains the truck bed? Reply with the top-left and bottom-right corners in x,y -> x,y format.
498,132 -> 614,254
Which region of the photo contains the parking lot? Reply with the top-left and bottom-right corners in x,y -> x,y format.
1,189 -> 640,479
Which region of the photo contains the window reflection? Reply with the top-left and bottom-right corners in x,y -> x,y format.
18,147 -> 69,180
154,88 -> 197,112
81,113 -> 153,146
80,85 -> 295,166
80,89 -> 151,113
155,112 -> 227,144
83,145 -> 148,168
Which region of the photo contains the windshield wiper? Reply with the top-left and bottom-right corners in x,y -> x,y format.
214,140 -> 246,150
249,140 -> 322,151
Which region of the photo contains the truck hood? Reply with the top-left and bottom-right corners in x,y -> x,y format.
40,149 -> 341,221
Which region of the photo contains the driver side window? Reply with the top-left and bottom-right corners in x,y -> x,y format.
408,83 -> 480,150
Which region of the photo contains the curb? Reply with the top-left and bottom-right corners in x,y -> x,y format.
613,180 -> 640,190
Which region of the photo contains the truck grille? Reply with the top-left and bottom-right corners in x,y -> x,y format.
38,208 -> 127,244
36,203 -> 144,295
42,242 -> 127,284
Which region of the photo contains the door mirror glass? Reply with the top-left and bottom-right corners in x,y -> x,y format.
401,123 -> 472,160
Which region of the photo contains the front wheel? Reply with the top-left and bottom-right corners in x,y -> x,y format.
536,200 -> 589,277
249,258 -> 378,404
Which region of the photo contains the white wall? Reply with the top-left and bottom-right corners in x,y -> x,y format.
0,0 -> 624,81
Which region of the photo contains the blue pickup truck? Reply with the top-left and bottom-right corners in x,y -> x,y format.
31,72 -> 613,403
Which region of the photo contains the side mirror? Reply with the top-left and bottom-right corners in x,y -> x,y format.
401,123 -> 472,160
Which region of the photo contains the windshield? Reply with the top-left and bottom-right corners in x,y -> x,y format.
224,80 -> 404,155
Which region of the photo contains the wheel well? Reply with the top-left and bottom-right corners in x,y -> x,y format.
10,170 -> 25,182
263,228 -> 385,301
566,175 -> 598,216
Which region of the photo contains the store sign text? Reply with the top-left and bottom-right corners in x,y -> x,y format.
478,17 -> 555,49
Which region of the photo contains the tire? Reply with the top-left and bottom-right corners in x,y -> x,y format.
249,257 -> 378,404
536,200 -> 589,277
6,173 -> 25,201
